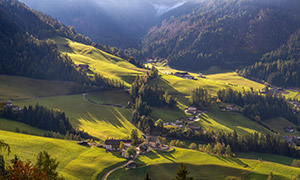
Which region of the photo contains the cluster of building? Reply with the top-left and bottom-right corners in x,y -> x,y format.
219,104 -> 240,112
282,135 -> 300,146
0,100 -> 21,111
162,107 -> 203,131
75,64 -> 89,71
289,101 -> 300,111
174,72 -> 197,80
284,127 -> 295,133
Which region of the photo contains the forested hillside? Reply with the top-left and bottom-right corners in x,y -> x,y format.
242,29 -> 300,87
0,0 -> 89,80
142,0 -> 300,71
0,0 -> 124,89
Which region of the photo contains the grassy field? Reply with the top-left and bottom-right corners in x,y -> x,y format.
86,90 -> 130,106
108,148 -> 300,180
150,108 -> 188,122
14,94 -> 138,141
264,117 -> 298,135
54,37 -> 146,87
236,153 -> 294,166
195,112 -> 272,135
0,75 -> 73,100
0,118 -> 47,135
150,63 -> 265,96
0,130 -> 126,180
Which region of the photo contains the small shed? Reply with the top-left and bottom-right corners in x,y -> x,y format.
77,141 -> 89,146
126,160 -> 137,169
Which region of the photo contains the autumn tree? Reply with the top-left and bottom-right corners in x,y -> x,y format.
5,156 -> 48,180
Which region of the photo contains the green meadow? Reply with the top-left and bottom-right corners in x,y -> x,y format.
195,112 -> 272,135
0,118 -> 47,135
0,130 -> 125,180
14,94 -> 138,141
54,37 -> 146,87
264,117 -> 298,135
86,90 -> 130,106
0,75 -> 73,100
108,148 -> 300,180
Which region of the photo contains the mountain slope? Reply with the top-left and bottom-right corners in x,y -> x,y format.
19,0 -> 190,48
242,29 -> 300,87
0,0 -> 91,82
142,0 -> 300,71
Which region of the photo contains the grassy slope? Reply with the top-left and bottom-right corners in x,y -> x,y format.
264,117 -> 298,135
150,63 -> 265,96
0,75 -> 73,100
108,148 -> 300,180
150,108 -> 188,122
14,94 -> 137,141
196,112 -> 272,135
0,118 -> 47,135
54,37 -> 146,87
86,90 -> 130,106
0,130 -> 125,180
148,64 -> 280,135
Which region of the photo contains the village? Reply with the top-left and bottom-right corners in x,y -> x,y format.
77,135 -> 172,169
162,107 -> 205,131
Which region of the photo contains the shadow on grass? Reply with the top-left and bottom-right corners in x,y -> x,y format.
95,160 -> 127,180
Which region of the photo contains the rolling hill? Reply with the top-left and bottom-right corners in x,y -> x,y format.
107,148 -> 300,180
0,130 -> 126,180
54,37 -> 146,88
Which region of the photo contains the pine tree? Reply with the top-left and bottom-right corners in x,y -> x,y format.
36,151 -> 64,180
225,145 -> 233,157
267,172 -> 274,180
174,164 -> 193,180
144,173 -> 152,180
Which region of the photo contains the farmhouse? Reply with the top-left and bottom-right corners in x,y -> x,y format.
77,141 -> 89,146
225,104 -> 239,111
185,107 -> 198,114
145,136 -> 161,148
104,139 -> 132,151
284,127 -> 294,133
75,64 -> 89,70
174,72 -> 196,80
126,160 -> 137,169
138,143 -> 151,153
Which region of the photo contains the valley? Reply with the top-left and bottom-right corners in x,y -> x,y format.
1,0 -> 300,180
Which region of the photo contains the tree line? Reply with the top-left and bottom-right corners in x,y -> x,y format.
130,67 -> 177,133
217,88 -> 300,125
0,103 -> 93,140
165,126 -> 300,158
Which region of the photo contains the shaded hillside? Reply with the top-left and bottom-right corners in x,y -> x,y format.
0,0 -> 124,89
242,29 -> 300,87
142,0 -> 300,71
0,0 -> 89,81
19,0 -> 190,48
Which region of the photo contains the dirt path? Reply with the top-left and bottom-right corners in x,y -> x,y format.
101,163 -> 127,180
